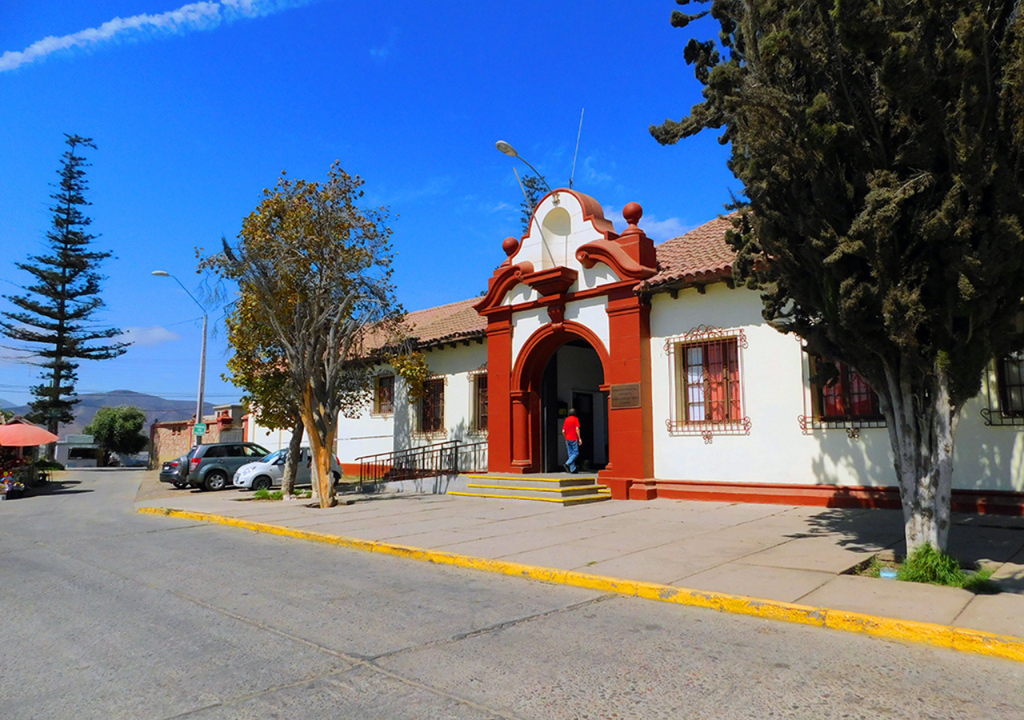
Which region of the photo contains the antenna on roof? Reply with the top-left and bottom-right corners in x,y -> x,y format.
569,108 -> 584,189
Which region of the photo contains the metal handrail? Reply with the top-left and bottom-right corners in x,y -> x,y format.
356,439 -> 487,490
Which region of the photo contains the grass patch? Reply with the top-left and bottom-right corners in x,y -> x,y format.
855,555 -> 899,578
253,489 -> 284,501
898,544 -> 997,592
855,545 -> 999,593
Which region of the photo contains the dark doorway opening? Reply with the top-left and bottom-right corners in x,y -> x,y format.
539,339 -> 608,473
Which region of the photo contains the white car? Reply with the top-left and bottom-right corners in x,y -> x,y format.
233,447 -> 343,491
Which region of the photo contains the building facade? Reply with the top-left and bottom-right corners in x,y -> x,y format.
253,189 -> 1024,510
149,404 -> 245,467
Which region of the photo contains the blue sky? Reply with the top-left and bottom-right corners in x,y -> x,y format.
0,0 -> 736,408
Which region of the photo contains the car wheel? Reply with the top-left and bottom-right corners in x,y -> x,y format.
172,479 -> 188,489
205,471 -> 228,491
252,476 -> 272,492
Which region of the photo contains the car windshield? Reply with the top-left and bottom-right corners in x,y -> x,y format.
263,449 -> 286,464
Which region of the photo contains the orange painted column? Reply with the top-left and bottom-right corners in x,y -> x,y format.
485,309 -> 513,473
510,390 -> 532,471
600,287 -> 655,500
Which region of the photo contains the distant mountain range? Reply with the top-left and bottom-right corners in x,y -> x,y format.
0,390 -> 221,438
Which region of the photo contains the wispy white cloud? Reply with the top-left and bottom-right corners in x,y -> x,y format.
0,0 -> 320,73
370,27 -> 400,60
580,155 -> 614,186
603,205 -> 696,243
122,325 -> 181,347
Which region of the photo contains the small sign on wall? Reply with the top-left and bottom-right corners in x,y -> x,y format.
609,383 -> 642,410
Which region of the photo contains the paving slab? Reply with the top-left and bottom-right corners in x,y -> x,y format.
681,563 -> 835,604
947,525 -> 1024,567
799,575 -> 974,626
433,532 -> 557,558
952,593 -> 1024,638
501,542 -> 633,571
738,535 -> 886,574
585,539 -> 749,585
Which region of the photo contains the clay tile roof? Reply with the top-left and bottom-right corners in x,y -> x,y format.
401,297 -> 486,348
640,215 -> 738,292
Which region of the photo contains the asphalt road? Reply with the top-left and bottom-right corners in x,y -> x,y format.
3,470 -> 1024,719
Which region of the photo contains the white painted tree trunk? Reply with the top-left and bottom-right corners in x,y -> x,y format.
881,362 -> 959,554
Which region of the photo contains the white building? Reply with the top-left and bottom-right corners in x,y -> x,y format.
252,189 -> 1024,511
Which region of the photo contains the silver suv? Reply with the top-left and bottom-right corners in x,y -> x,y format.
186,442 -> 270,491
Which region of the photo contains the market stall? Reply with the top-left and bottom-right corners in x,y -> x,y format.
0,419 -> 59,500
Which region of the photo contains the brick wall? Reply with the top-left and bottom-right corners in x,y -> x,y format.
148,405 -> 246,469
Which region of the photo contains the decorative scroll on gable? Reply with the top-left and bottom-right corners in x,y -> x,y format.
474,190 -> 658,315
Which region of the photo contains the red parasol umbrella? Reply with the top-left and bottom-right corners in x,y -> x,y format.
0,423 -> 60,447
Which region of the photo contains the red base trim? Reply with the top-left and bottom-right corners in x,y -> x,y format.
646,480 -> 1024,516
340,462 -> 394,477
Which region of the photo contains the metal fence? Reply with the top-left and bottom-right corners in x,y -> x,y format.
356,440 -> 487,491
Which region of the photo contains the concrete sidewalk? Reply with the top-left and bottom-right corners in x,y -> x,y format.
136,476 -> 1024,645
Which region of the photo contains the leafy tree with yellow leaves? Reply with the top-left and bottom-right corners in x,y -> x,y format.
223,294 -> 308,497
203,164 -> 402,508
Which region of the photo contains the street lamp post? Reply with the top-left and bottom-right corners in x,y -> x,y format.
152,271 -> 207,446
495,141 -> 552,192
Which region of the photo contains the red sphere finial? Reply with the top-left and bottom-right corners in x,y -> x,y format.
502,236 -> 520,257
623,202 -> 643,227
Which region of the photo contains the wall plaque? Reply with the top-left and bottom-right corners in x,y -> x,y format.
609,383 -> 642,410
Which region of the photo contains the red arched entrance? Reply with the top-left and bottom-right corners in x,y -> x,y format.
509,322 -> 611,474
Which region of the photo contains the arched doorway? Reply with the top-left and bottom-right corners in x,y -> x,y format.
539,341 -> 608,472
510,321 -> 611,474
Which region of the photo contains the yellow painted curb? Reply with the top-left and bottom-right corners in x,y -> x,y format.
137,506 -> 1024,663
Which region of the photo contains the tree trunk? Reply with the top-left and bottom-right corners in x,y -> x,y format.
300,385 -> 337,509
281,421 -> 304,499
881,363 -> 959,555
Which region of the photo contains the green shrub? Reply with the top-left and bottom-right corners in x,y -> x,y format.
270,490 -> 283,500
898,544 -> 997,592
33,459 -> 64,471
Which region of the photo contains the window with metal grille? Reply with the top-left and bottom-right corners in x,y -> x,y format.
814,358 -> 882,421
983,351 -> 1024,426
799,353 -> 885,437
664,326 -> 750,442
471,373 -> 488,433
999,352 -> 1024,417
681,340 -> 741,422
419,378 -> 445,434
373,375 -> 394,416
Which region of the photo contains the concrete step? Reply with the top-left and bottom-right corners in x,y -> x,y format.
452,473 -> 611,505
461,474 -> 599,491
448,489 -> 611,506
465,482 -> 608,499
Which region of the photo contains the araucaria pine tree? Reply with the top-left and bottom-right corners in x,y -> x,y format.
1,134 -> 128,435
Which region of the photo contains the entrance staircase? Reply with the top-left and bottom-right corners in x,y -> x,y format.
449,473 -> 611,506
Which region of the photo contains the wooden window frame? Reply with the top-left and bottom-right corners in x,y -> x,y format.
664,326 -> 751,444
469,371 -> 488,435
981,352 -> 1024,427
799,351 -> 886,439
416,377 -> 447,438
372,375 -> 395,417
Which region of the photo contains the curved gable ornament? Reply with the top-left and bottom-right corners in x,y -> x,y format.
576,201 -> 657,280
473,260 -> 534,314
473,193 -> 657,314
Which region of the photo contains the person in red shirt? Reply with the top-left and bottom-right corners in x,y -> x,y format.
562,408 -> 582,474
